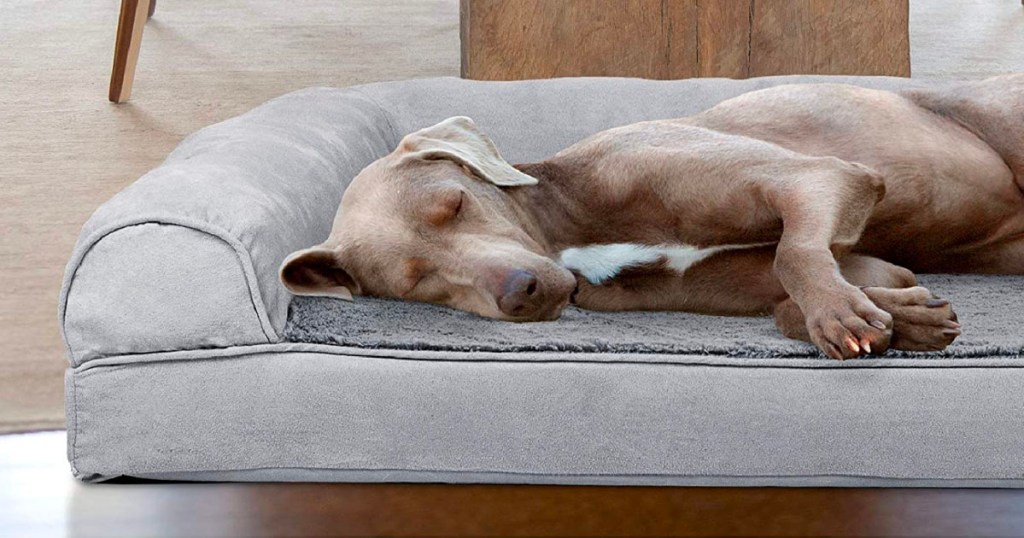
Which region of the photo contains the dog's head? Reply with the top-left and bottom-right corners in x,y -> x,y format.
280,116 -> 577,321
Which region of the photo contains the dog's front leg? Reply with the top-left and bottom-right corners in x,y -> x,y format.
766,158 -> 894,359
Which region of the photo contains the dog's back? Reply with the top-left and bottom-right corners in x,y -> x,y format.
903,74 -> 1024,185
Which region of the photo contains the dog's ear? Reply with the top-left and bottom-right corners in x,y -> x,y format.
279,247 -> 359,301
400,116 -> 538,187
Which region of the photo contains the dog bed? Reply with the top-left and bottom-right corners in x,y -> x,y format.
61,76 -> 1024,486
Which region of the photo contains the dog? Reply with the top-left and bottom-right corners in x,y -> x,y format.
280,75 -> 1024,360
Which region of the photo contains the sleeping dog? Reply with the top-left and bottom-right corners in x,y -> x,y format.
280,75 -> 1024,360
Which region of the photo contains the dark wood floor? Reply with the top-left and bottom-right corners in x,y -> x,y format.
3,432 -> 1024,537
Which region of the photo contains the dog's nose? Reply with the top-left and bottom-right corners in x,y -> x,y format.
497,269 -> 539,317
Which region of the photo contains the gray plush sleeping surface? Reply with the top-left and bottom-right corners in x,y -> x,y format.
285,274 -> 1024,360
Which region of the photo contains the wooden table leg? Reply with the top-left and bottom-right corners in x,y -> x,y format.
108,0 -> 153,103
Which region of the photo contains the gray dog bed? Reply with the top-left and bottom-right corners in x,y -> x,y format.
61,76 -> 1024,486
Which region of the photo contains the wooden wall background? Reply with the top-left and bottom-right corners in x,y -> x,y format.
461,0 -> 911,80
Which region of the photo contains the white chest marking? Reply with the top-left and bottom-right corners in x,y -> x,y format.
557,242 -> 773,284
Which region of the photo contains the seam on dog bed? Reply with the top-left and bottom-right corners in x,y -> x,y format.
351,87 -> 400,148
70,341 -> 1024,374
68,369 -> 80,477
60,218 -> 277,365
111,467 -> 1024,486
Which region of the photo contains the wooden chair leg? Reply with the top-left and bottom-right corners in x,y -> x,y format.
148,0 -> 156,19
108,0 -> 152,103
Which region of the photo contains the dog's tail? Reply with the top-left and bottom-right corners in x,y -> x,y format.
903,74 -> 1024,181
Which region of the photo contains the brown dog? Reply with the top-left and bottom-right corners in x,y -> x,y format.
281,75 -> 1024,360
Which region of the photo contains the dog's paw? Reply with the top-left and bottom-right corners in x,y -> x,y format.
861,286 -> 960,352
804,286 -> 894,360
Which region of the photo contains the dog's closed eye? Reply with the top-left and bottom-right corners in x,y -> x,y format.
425,189 -> 465,226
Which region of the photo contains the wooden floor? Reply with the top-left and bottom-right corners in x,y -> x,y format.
1,432 -> 1023,537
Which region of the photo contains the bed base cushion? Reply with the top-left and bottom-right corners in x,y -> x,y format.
67,348 -> 1024,486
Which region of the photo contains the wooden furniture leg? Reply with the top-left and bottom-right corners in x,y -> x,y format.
108,0 -> 153,103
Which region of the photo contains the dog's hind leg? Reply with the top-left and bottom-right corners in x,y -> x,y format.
571,245 -> 787,316
942,235 -> 1024,275
572,247 -> 959,356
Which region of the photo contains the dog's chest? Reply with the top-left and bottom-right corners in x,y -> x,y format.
557,243 -> 769,284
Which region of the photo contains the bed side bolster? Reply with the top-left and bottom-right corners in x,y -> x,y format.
59,87 -> 398,365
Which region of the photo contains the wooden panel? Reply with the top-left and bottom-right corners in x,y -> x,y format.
749,0 -> 910,77
696,0 -> 752,78
663,0 -> 699,79
461,0 -> 698,80
462,0 -> 910,80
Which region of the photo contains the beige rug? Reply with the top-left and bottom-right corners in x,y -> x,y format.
0,0 -> 1021,433
0,0 -> 460,434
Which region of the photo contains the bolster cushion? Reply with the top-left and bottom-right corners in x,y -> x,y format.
59,87 -> 397,365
